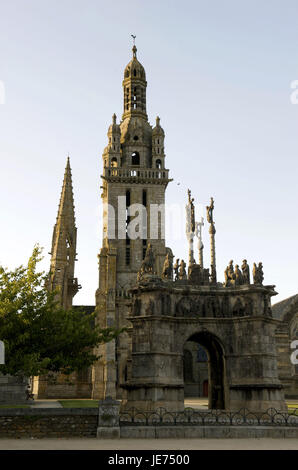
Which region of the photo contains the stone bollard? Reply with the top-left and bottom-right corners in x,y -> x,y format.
97,396 -> 121,439
0,341 -> 4,365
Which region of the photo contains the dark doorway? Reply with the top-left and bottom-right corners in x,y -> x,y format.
183,331 -> 226,409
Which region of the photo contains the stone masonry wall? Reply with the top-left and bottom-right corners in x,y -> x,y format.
0,409 -> 98,438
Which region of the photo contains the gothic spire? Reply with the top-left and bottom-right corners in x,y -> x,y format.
56,156 -> 76,227
48,157 -> 79,310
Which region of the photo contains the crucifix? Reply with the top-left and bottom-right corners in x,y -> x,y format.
195,217 -> 204,268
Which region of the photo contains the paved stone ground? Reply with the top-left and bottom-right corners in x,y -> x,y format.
0,438 -> 298,450
30,400 -> 62,409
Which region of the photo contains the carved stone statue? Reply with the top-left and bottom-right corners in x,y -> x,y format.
258,262 -> 264,285
139,243 -> 155,275
162,253 -> 173,280
234,265 -> 243,286
173,258 -> 180,281
186,189 -> 195,233
224,260 -> 235,286
253,262 -> 264,285
241,259 -> 250,284
206,197 -> 214,225
178,259 -> 187,280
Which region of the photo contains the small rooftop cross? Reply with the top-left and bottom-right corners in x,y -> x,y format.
131,34 -> 136,46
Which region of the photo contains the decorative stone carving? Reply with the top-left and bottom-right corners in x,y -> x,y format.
145,299 -> 155,316
162,253 -> 173,280
233,298 -> 245,317
178,260 -> 187,280
176,297 -> 193,317
234,265 -> 243,286
241,259 -> 250,284
131,298 -> 141,316
244,297 -> 253,316
221,296 -> 230,317
173,258 -> 180,281
253,262 -> 264,285
206,197 -> 214,224
156,293 -> 172,315
224,260 -> 235,287
139,243 -> 155,275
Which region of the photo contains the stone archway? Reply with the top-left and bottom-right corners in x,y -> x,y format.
122,277 -> 287,412
184,331 -> 226,409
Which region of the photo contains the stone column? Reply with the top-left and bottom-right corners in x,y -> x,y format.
206,198 -> 216,284
186,190 -> 195,266
209,223 -> 217,284
195,218 -> 204,268
97,396 -> 121,438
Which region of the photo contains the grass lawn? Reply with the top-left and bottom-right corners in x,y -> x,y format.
58,400 -> 99,408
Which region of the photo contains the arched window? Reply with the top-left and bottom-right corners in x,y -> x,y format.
111,157 -> 118,168
197,344 -> 208,362
131,152 -> 140,166
156,159 -> 162,169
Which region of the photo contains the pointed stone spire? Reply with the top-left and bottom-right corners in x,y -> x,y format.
56,156 -> 76,228
48,157 -> 80,310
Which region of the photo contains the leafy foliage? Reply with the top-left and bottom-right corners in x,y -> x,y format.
0,245 -> 122,377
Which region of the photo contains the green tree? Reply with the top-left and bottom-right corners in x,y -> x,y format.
0,245 -> 122,377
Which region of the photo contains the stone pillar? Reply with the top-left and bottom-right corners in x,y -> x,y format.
187,233 -> 194,266
185,191 -> 195,267
0,341 -> 4,365
195,218 -> 204,268
0,374 -> 28,404
97,396 -> 121,438
209,223 -> 217,284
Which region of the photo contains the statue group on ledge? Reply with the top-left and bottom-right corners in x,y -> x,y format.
224,259 -> 264,287
138,245 -> 265,289
172,258 -> 187,281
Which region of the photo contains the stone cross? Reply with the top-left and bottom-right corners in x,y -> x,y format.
186,189 -> 196,266
195,217 -> 204,268
206,197 -> 217,284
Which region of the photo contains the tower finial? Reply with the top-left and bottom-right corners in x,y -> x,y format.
131,34 -> 137,58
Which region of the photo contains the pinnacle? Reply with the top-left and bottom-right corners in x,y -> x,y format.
57,156 -> 76,226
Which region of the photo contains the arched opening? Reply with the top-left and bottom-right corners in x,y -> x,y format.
183,331 -> 226,409
156,159 -> 162,169
131,151 -> 140,166
111,157 -> 118,168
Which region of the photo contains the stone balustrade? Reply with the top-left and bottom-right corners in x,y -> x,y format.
102,166 -> 170,182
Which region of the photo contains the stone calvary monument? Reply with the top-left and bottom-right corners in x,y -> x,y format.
32,42 -> 291,412
121,195 -> 286,412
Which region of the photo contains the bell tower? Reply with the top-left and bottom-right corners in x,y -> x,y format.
93,45 -> 172,400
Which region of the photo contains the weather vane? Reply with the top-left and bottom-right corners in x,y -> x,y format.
131,34 -> 136,46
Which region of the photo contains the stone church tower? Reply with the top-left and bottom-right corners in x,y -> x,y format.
92,45 -> 172,400
47,157 -> 80,309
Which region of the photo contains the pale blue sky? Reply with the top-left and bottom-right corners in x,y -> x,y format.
1,0 -> 298,305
